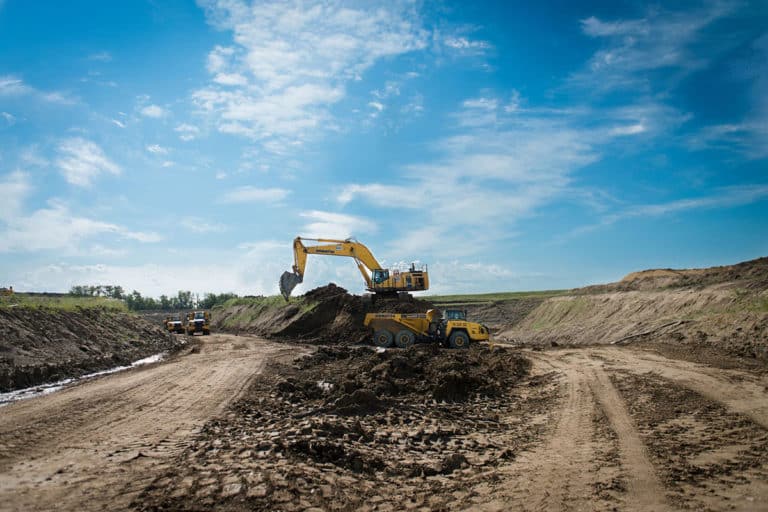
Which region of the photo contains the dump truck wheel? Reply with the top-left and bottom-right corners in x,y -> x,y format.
373,330 -> 393,348
449,331 -> 470,349
394,329 -> 415,349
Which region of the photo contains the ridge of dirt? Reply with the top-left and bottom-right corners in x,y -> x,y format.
211,283 -> 433,344
578,256 -> 768,293
0,307 -> 183,392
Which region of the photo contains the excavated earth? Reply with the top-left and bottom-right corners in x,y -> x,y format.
0,307 -> 182,391
135,344 -> 551,511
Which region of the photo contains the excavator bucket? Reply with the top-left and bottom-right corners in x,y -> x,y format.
279,271 -> 303,301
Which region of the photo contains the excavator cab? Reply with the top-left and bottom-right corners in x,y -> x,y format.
372,269 -> 389,284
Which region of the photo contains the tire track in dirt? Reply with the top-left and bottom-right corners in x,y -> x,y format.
590,347 -> 768,429
0,334 -> 303,512
478,350 -> 670,511
589,367 -> 667,511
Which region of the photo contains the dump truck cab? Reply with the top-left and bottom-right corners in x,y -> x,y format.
363,308 -> 489,349
164,315 -> 185,334
185,311 -> 211,336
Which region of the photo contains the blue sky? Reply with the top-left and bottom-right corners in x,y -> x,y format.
0,0 -> 766,297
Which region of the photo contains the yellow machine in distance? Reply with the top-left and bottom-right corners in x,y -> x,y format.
279,237 -> 429,300
185,311 -> 211,336
363,309 -> 489,349
164,315 -> 185,334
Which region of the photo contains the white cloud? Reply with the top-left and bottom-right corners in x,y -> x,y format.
140,104 -> 168,118
0,171 -> 31,222
444,37 -> 491,53
610,123 -> 646,136
215,171 -> 228,180
194,0 -> 428,153
463,97 -> 498,110
0,75 -> 75,104
220,185 -> 290,203
161,161 -> 175,168
181,217 -> 227,233
146,144 -> 169,154
563,185 -> 768,240
87,51 -> 112,62
0,199 -> 162,253
56,138 -> 121,187
1,111 -> 15,125
111,119 -> 126,128
299,210 -> 377,239
574,3 -> 736,91
175,123 -> 200,141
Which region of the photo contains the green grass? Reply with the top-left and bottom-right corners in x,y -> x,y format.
0,294 -> 128,312
425,289 -> 568,305
213,295 -> 318,327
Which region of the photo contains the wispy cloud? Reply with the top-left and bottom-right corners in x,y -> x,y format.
0,171 -> 31,222
175,123 -> 200,141
573,2 -> 737,92
140,104 -> 168,118
146,144 -> 169,154
0,75 -> 76,104
194,0 -> 428,154
180,217 -> 228,233
87,51 -> 112,62
220,185 -> 290,204
299,210 -> 377,239
56,138 -> 121,187
563,185 -> 768,240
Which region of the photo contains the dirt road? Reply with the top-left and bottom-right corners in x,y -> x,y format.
2,338 -> 767,512
478,347 -> 768,511
0,334 -> 301,512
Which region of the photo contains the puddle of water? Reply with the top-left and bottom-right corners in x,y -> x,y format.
0,352 -> 168,407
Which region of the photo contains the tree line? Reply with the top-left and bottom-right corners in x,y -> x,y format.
69,285 -> 238,311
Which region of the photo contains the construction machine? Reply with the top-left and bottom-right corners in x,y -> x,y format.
279,237 -> 429,301
363,308 -> 489,349
164,315 -> 185,334
0,286 -> 13,296
185,311 -> 211,336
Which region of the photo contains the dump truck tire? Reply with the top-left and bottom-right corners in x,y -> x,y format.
449,330 -> 470,349
373,330 -> 393,348
394,329 -> 415,349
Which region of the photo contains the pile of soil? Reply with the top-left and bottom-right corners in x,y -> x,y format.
0,307 -> 183,391
136,345 -> 549,511
212,283 -> 433,344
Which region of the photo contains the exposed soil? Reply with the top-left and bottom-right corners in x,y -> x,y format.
499,257 -> 768,366
212,284 -> 433,344
0,307 -> 183,392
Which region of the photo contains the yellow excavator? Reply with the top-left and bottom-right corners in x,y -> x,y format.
279,237 -> 429,300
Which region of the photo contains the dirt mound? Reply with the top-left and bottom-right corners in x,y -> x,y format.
212,283 -> 433,344
0,307 -> 183,391
136,345 -> 548,511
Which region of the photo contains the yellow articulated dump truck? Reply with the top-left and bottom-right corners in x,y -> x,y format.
185,311 -> 211,336
363,309 -> 489,349
164,315 -> 185,334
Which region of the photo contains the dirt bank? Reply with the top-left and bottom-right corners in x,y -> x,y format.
0,307 -> 183,391
499,257 -> 768,365
212,284 -> 432,344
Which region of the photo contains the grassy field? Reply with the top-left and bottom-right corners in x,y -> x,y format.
425,289 -> 568,305
0,293 -> 128,312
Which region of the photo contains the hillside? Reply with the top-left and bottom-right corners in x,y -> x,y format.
0,298 -> 183,391
498,257 -> 768,364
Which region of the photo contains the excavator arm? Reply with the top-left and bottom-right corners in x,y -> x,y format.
279,237 -> 429,300
281,237 -> 381,299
